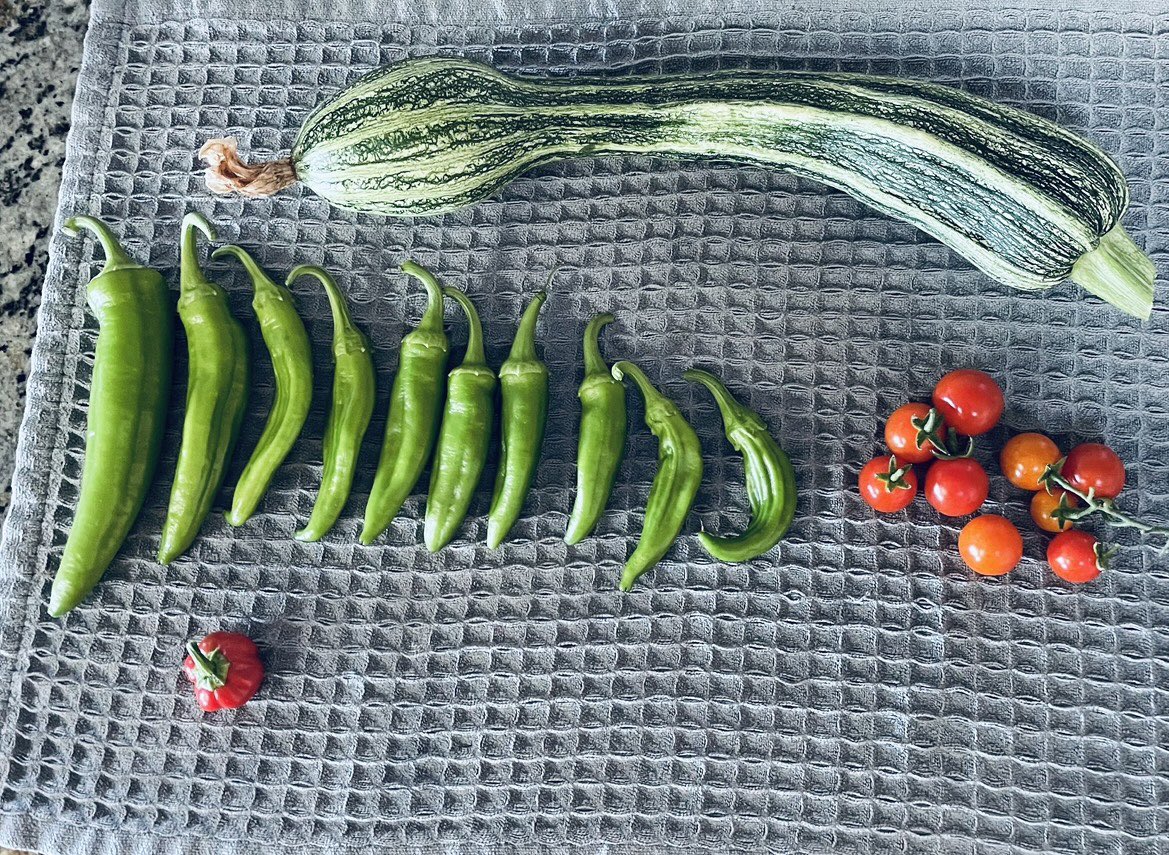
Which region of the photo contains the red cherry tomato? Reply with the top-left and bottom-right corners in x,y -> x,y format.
924,458 -> 990,517
884,403 -> 942,464
1061,443 -> 1125,499
958,515 -> 1023,576
1000,432 -> 1061,491
859,455 -> 918,513
932,369 -> 1004,436
1047,530 -> 1105,583
1030,489 -> 1078,533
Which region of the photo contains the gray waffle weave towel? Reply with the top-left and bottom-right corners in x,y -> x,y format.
1,1 -> 1167,853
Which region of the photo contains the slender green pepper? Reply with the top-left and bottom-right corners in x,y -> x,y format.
48,217 -> 173,616
158,213 -> 249,565
564,313 -> 626,545
424,287 -> 496,552
684,368 -> 796,561
360,262 -> 449,544
612,361 -> 703,592
215,246 -> 313,526
486,290 -> 549,549
290,266 -> 376,542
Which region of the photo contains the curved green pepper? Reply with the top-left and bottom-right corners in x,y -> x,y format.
48,217 -> 173,616
158,213 -> 249,565
216,246 -> 313,526
612,361 -> 703,592
684,368 -> 796,561
564,313 -> 626,545
361,262 -> 449,544
486,290 -> 549,549
424,287 -> 495,552
290,266 -> 375,542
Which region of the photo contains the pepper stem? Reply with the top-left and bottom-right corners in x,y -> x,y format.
212,244 -> 281,297
612,360 -> 669,412
507,291 -> 547,363
683,368 -> 748,428
443,287 -> 486,367
1070,225 -> 1156,320
401,261 -> 445,333
583,313 -> 616,377
288,265 -> 358,337
62,215 -> 140,274
180,212 -> 217,295
186,641 -> 229,691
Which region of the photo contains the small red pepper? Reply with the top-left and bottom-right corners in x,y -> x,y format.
182,631 -> 264,712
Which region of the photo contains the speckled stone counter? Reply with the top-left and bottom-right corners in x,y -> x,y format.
0,1 -> 89,524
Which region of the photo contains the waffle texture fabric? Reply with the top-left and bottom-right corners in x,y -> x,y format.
1,0 -> 1168,853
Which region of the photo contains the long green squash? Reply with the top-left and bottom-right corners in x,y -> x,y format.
200,56 -> 1155,317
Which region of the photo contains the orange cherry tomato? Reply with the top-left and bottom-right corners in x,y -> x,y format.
958,515 -> 1023,576
1047,530 -> 1105,583
1030,489 -> 1078,533
1000,432 -> 1061,491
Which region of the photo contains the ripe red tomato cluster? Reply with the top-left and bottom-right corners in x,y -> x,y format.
861,369 -> 1018,572
860,369 -> 1127,584
1001,434 -> 1123,584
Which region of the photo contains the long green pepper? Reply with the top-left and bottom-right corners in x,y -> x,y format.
361,262 -> 449,544
564,313 -> 626,545
158,213 -> 249,565
424,287 -> 495,552
216,246 -> 313,526
486,290 -> 549,549
612,361 -> 703,592
684,368 -> 796,561
290,266 -> 375,542
49,217 -> 173,616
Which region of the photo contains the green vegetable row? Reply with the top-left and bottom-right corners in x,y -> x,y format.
48,213 -> 797,617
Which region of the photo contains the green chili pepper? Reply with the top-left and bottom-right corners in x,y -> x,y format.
611,361 -> 703,592
290,266 -> 376,542
564,313 -> 626,545
158,213 -> 250,565
215,246 -> 313,527
683,368 -> 796,561
360,262 -> 449,545
424,287 -> 496,552
486,290 -> 549,549
48,217 -> 174,616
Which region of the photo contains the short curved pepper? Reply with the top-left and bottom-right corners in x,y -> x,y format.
684,368 -> 796,561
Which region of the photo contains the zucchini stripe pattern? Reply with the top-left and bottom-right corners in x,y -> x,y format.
201,56 -> 1156,317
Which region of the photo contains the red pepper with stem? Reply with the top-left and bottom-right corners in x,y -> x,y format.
183,632 -> 264,712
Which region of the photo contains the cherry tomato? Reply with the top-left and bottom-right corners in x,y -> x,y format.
1030,489 -> 1078,533
859,455 -> 918,513
958,515 -> 1023,576
924,458 -> 989,517
884,403 -> 942,464
1000,432 -> 1061,491
932,369 -> 1004,436
1061,442 -> 1125,499
1047,530 -> 1105,583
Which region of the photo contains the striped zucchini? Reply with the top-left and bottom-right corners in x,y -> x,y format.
201,56 -> 1156,317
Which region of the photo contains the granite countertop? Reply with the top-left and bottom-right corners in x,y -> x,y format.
0,0 -> 89,526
